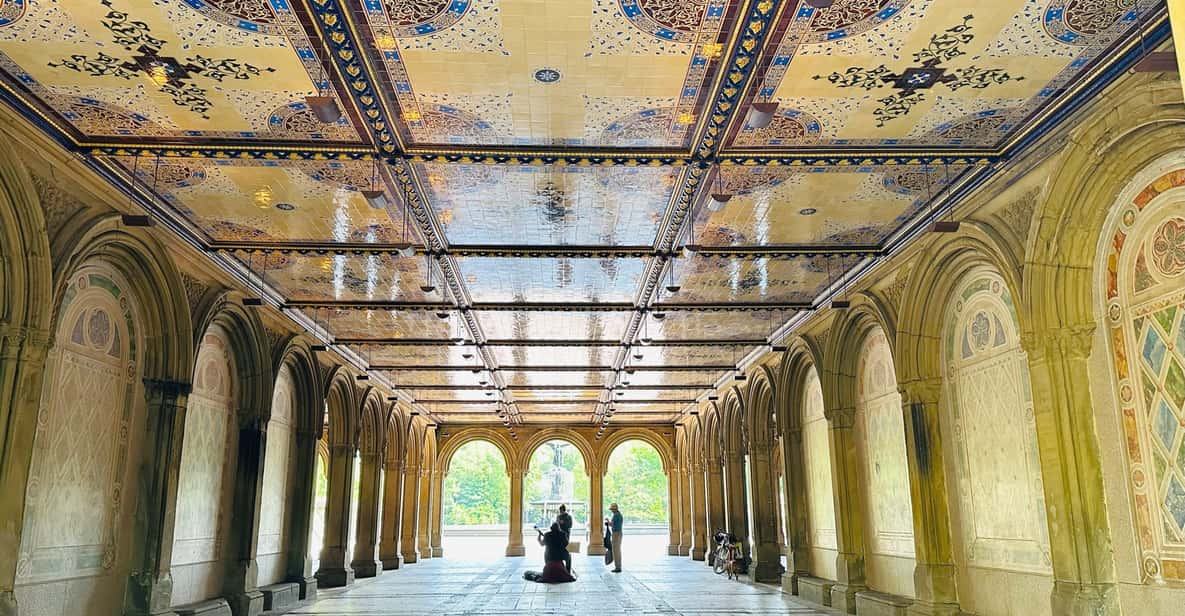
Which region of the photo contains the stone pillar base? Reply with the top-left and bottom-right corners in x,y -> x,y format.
677,545 -> 690,556
1051,581 -> 1119,616
586,544 -> 607,555
350,559 -> 382,578
749,560 -> 782,584
315,567 -> 355,588
380,555 -> 404,570
401,551 -> 419,564
431,547 -> 443,558
505,545 -> 526,557
905,600 -> 962,616
830,583 -> 864,614
690,547 -> 706,561
667,544 -> 680,555
228,590 -> 264,616
781,573 -> 799,595
293,576 -> 317,601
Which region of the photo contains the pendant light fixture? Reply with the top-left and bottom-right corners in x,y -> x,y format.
733,344 -> 747,381
746,101 -> 778,130
420,254 -> 437,293
311,307 -> 329,352
928,162 -> 960,233
306,62 -> 342,124
120,156 -> 153,227
706,169 -> 732,212
396,190 -> 416,258
830,254 -> 851,309
361,159 -> 392,209
242,250 -> 267,307
664,256 -> 681,294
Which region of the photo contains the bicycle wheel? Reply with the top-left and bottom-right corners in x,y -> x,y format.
712,548 -> 727,574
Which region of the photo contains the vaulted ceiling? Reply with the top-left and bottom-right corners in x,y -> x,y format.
0,0 -> 1167,428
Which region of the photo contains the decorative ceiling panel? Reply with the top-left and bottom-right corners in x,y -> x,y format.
413,389 -> 499,402
515,401 -> 596,414
611,388 -> 697,401
420,402 -> 501,414
380,369 -> 485,387
235,251 -> 433,303
431,412 -> 500,422
353,0 -> 740,147
322,308 -> 452,339
692,164 -> 968,247
416,162 -> 676,246
489,345 -> 617,368
648,310 -> 781,341
627,370 -> 726,387
104,157 -> 409,244
513,389 -> 602,402
626,345 -> 739,368
0,0 -> 362,142
503,370 -> 608,387
459,257 -> 645,303
669,256 -> 829,303
346,344 -> 477,367
726,1 -> 1146,149
474,310 -> 632,341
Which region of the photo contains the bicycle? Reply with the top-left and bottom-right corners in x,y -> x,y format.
711,530 -> 745,580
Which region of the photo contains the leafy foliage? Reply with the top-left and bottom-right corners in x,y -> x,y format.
603,440 -> 669,524
442,441 -> 510,525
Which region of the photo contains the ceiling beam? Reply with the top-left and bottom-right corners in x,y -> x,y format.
373,365 -> 732,372
287,300 -> 809,311
398,384 -> 711,391
211,241 -> 882,258
417,399 -> 695,405
332,338 -> 761,347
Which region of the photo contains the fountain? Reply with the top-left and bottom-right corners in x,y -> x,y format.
527,443 -> 587,536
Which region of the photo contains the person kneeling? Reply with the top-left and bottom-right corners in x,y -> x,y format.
527,523 -> 575,584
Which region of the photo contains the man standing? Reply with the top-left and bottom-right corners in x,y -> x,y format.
556,504 -> 573,573
609,502 -> 623,573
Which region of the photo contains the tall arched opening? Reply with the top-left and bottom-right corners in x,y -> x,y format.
523,439 -> 590,560
439,439 -> 511,560
604,439 -> 670,559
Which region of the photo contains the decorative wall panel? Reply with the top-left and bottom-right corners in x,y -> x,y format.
854,326 -> 915,596
171,326 -> 238,607
942,270 -> 1051,610
15,270 -> 141,616
258,363 -> 295,586
1100,167 -> 1185,584
802,366 -> 838,581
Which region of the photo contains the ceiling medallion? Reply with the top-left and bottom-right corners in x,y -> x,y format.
533,68 -> 561,84
275,202 -> 296,211
799,208 -> 817,216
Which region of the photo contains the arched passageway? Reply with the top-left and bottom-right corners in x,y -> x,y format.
522,439 -> 590,558
440,440 -> 510,559
604,439 -> 671,557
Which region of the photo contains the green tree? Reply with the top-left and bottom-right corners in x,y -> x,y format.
523,441 -> 589,526
603,440 -> 668,524
442,441 -> 510,525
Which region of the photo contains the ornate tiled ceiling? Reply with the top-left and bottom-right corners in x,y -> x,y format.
0,0 -> 1167,429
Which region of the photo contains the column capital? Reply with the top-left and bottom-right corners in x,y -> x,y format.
1020,323 -> 1096,361
143,378 -> 192,399
899,377 -> 943,405
824,406 -> 855,428
0,325 -> 52,359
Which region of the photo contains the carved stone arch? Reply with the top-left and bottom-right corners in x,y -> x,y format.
599,427 -> 676,475
1026,79 -> 1185,335
685,419 -> 703,468
357,387 -> 386,456
323,367 -> 358,447
51,214 -> 194,384
702,402 -> 723,462
192,290 -> 273,424
722,386 -> 746,456
420,427 -> 437,473
0,139 -> 52,344
895,230 -> 1025,388
275,338 -> 323,438
823,296 -> 898,420
745,366 -> 777,451
519,428 -> 595,475
404,420 -> 425,468
436,427 -> 515,477
777,336 -> 825,434
384,404 -> 408,469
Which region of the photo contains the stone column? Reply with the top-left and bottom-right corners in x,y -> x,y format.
586,464 -> 606,555
416,468 -> 432,558
285,428 -> 320,599
124,379 -> 192,616
900,378 -> 959,616
679,468 -> 693,557
781,421 -> 811,595
746,445 -> 784,583
506,465 -> 526,556
399,463 -> 421,564
826,407 -> 867,612
429,469 -> 444,557
223,416 -> 268,616
667,472 -> 682,555
704,457 -> 726,566
0,328 -> 50,615
1025,328 -> 1120,614
378,461 -> 404,570
689,463 -> 708,561
723,453 -> 750,558
350,451 -> 383,578
315,443 -> 357,588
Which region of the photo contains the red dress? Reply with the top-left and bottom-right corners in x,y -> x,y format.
537,559 -> 576,584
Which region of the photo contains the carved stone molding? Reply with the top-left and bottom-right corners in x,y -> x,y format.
178,271 -> 208,318
882,265 -> 911,312
898,377 -> 943,405
1021,323 -> 1096,361
31,173 -> 83,238
824,406 -> 856,429
996,187 -> 1041,240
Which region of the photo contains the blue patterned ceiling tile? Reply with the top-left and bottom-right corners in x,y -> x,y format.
1154,398 -> 1178,453
1142,325 -> 1168,374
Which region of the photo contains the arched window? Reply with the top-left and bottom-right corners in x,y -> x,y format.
802,366 -> 836,580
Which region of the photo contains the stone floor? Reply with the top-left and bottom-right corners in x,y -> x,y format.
291,536 -> 839,615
